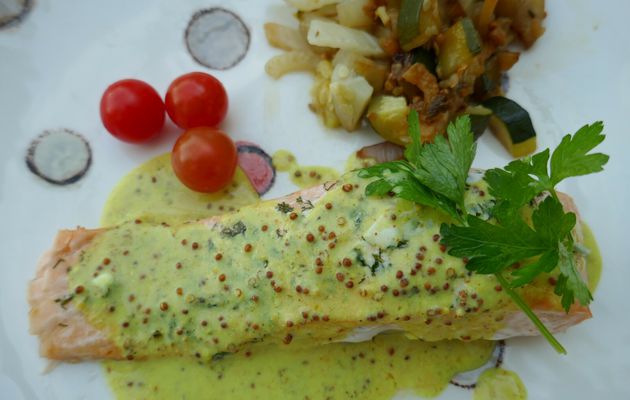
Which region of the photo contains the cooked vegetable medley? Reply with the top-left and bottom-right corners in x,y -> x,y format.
265,0 -> 546,156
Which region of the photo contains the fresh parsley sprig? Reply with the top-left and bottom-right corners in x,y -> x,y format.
359,110 -> 608,354
358,113 -> 476,225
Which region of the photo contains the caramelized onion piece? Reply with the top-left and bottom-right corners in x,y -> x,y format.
357,141 -> 404,163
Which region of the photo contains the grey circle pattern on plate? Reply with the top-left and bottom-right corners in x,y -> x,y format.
449,340 -> 506,390
0,0 -> 31,29
26,129 -> 92,185
185,8 -> 250,70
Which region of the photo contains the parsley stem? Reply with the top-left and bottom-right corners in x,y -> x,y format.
495,273 -> 567,355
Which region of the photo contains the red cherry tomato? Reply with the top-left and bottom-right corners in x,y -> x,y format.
171,127 -> 237,193
165,72 -> 228,129
100,79 -> 165,143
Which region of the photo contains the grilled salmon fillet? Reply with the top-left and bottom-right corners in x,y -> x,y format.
29,173 -> 591,361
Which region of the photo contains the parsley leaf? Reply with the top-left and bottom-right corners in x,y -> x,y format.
441,195 -> 584,354
486,122 -> 608,209
358,109 -> 608,355
510,250 -> 558,288
404,109 -> 422,163
531,195 -> 576,244
441,196 -> 574,281
360,161 -> 461,222
411,113 -> 476,209
478,122 -> 606,314
555,240 -> 593,310
440,213 -> 548,275
485,149 -> 550,211
550,122 -> 608,185
275,202 -> 294,213
359,110 -> 472,223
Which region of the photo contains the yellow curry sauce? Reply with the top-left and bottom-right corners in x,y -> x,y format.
85,152 -> 600,399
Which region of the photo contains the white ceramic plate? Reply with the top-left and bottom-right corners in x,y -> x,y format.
1,0 -> 629,398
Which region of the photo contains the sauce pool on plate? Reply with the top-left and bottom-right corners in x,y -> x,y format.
272,149 -> 339,189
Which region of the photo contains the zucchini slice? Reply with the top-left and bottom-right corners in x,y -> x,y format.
474,55 -> 501,98
483,96 -> 537,157
437,18 -> 481,78
470,114 -> 490,140
461,18 -> 482,54
397,0 -> 442,51
366,95 -> 410,145
464,105 -> 492,140
411,47 -> 437,75
398,0 -> 424,47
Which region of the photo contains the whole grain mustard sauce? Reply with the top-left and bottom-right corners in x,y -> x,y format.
272,149 -> 340,189
80,152 -> 599,399
473,368 -> 527,400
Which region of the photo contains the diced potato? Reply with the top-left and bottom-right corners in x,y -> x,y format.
337,0 -> 373,29
307,20 -> 385,56
286,0 -> 341,12
264,23 -> 312,51
265,51 -> 322,79
330,72 -> 374,131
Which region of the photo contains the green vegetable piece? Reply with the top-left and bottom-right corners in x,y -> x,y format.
555,240 -> 593,311
411,110 -> 476,218
440,211 -> 550,276
411,47 -> 437,75
461,17 -> 482,54
398,0 -> 424,46
483,96 -> 537,145
469,114 -> 490,139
